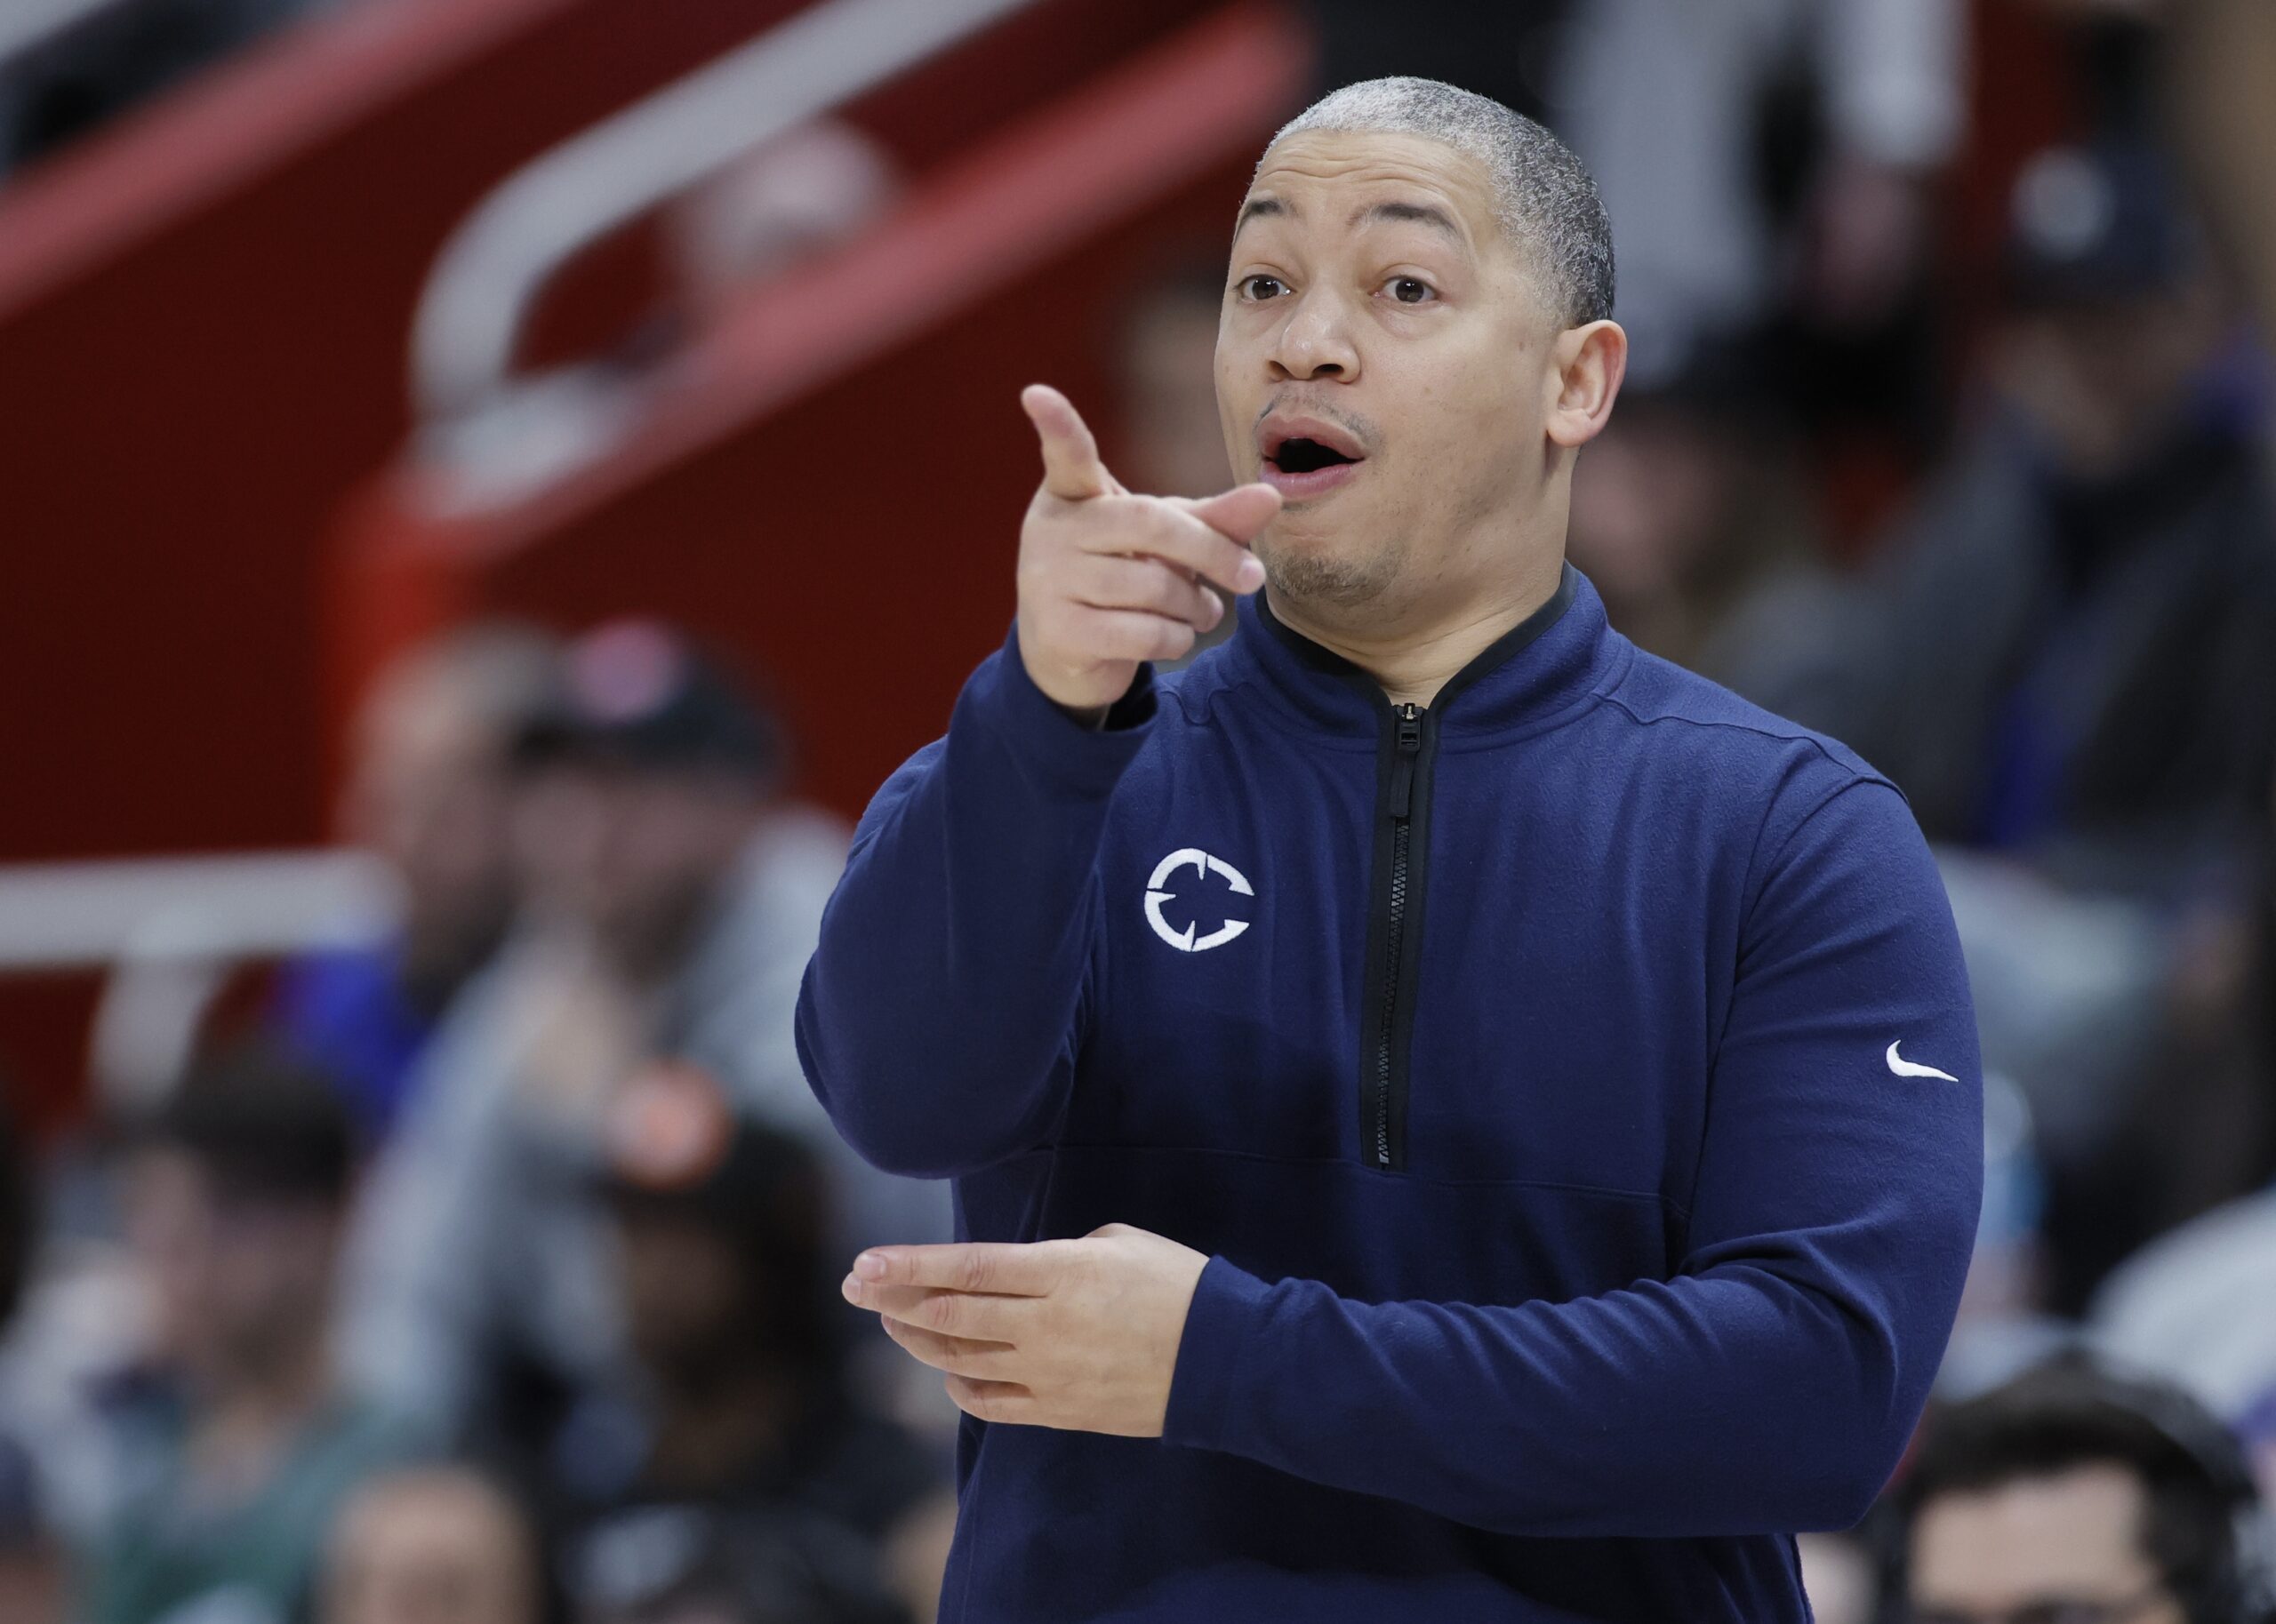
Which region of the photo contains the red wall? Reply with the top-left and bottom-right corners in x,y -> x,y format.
331,4 -> 1308,825
0,0 -> 1290,1124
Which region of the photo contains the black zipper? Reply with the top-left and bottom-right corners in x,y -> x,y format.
1255,563 -> 1580,1176
1366,701 -> 1425,1169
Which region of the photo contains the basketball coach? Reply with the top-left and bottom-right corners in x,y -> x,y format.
797,76 -> 1983,1623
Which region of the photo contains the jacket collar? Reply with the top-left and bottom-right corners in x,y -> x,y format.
1219,559 -> 1615,740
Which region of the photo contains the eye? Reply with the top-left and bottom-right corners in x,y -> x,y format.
1238,274 -> 1288,301
1382,276 -> 1437,305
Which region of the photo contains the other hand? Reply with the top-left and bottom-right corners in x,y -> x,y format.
843,1220 -> 1211,1436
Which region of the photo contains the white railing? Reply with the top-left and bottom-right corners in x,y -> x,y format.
410,0 -> 1039,426
0,850 -> 399,1113
0,849 -> 395,969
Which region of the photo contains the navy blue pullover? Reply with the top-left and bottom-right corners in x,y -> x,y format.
796,562 -> 1983,1622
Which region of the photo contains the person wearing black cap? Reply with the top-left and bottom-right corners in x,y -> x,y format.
1749,137 -> 2276,872
336,619 -> 950,1454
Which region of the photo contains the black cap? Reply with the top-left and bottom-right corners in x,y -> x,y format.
134,1044 -> 358,1205
514,618 -> 783,783
2003,140 -> 2208,308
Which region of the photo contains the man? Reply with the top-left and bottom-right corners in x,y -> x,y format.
1886,1356 -> 2276,1624
341,619 -> 949,1443
798,77 -> 1983,1620
84,1050 -> 420,1624
272,623 -> 562,1140
1747,137 -> 2276,880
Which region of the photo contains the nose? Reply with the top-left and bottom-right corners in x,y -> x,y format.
1268,292 -> 1358,383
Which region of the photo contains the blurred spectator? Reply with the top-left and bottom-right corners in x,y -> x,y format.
2094,1184 -> 2276,1506
1754,137 -> 2276,876
319,1465 -> 542,1624
1548,0 -> 1964,403
2162,0 -> 2276,391
1566,337 -> 1829,684
337,619 -> 949,1449
273,623 -> 564,1142
540,1066 -> 953,1624
1880,1355 -> 2276,1624
0,1096 -> 64,1624
2093,797 -> 2276,1452
1302,0 -> 1965,401
80,1046 -> 421,1624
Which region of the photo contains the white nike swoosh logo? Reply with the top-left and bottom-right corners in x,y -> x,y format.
1886,1040 -> 1959,1082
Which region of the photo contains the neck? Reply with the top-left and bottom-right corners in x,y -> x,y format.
187,1332 -> 333,1489
1267,545 -> 1567,709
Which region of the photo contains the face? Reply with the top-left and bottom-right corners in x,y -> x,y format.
1217,129 -> 1622,621
1566,400 -> 1750,608
613,1207 -> 750,1384
1992,277 -> 2226,483
515,763 -> 757,979
1907,1465 -> 2187,1624
322,1471 -> 538,1624
122,1150 -> 337,1389
349,676 -> 516,990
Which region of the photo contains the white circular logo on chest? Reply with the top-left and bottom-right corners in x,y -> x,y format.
1144,847 -> 1254,952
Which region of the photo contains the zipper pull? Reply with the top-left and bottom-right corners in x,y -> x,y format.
1389,702 -> 1422,818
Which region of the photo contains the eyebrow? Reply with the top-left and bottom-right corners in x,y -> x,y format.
1232,195 -> 1286,236
1355,199 -> 1465,246
1230,194 -> 1469,251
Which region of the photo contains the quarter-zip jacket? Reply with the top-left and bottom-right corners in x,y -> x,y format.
796,562 -> 1983,1623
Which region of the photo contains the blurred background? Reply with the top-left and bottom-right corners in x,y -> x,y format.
0,0 -> 2271,1620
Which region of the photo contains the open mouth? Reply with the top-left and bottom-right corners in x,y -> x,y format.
1270,437 -> 1359,474
1259,416 -> 1368,497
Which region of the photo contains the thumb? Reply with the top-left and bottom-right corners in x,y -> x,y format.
1180,482 -> 1283,547
1021,383 -> 1118,501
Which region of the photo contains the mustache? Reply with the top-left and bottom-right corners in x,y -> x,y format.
1253,396 -> 1380,456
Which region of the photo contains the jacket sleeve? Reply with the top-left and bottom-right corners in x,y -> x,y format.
1159,776 -> 1985,1537
794,621 -> 1155,1180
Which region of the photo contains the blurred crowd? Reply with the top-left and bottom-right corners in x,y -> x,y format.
3,0 -> 2276,1621
0,612 -> 961,1624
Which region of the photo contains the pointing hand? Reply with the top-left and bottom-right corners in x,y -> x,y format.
1014,384 -> 1281,716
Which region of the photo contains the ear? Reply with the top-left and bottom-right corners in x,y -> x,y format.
1544,319 -> 1627,450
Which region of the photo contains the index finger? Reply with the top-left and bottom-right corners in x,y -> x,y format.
853,1240 -> 1063,1295
1084,498 -> 1269,598
1022,383 -> 1118,502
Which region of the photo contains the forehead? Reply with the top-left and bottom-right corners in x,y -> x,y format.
1241,128 -> 1502,246
1911,1467 -> 2157,1599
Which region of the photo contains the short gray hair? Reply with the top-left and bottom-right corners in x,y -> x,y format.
1263,76 -> 1615,329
